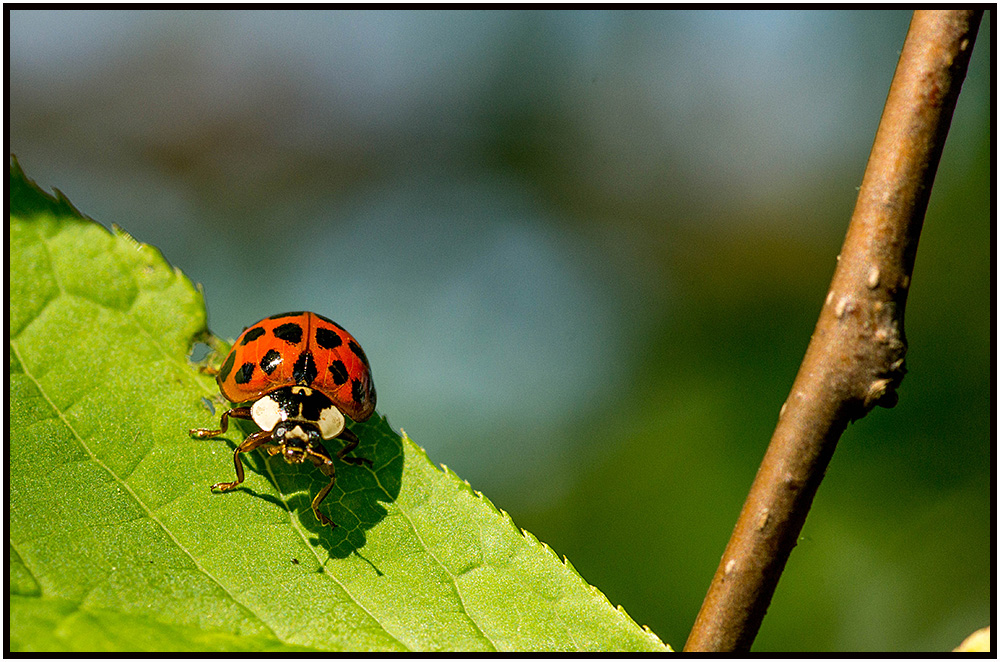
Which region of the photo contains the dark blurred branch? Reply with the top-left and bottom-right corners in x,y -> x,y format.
684,10 -> 983,652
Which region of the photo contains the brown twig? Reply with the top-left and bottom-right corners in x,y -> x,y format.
684,10 -> 983,652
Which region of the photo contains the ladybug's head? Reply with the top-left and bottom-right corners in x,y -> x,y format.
273,422 -> 322,464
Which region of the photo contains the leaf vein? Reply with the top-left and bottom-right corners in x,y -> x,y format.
9,338 -> 281,640
394,505 -> 498,651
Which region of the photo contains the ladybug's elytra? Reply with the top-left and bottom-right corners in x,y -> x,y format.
190,311 -> 376,527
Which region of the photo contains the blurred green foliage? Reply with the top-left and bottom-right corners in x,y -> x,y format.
518,105 -> 991,652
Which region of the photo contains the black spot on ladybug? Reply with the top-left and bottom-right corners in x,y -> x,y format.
260,349 -> 282,375
269,311 -> 305,320
293,350 -> 318,385
328,360 -> 349,385
348,340 -> 370,367
218,351 -> 236,383
273,322 -> 304,345
315,327 -> 343,350
240,326 -> 266,346
351,378 -> 365,404
314,313 -> 345,331
234,362 -> 256,385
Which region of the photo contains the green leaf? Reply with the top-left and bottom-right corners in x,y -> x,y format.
8,158 -> 670,652
10,594 -> 313,653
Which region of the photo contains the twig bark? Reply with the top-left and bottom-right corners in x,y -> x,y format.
684,10 -> 983,652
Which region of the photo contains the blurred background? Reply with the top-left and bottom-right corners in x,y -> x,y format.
9,10 -> 991,652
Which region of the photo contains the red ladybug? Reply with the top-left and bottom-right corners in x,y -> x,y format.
191,311 -> 375,527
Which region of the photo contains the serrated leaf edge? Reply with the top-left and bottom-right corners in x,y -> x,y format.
408,437 -> 667,649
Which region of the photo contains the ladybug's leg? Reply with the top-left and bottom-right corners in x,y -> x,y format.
303,432 -> 372,528
335,428 -> 373,468
305,444 -> 338,528
190,406 -> 253,438
211,430 -> 273,492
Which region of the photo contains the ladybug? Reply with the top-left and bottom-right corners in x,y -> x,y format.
190,311 -> 376,528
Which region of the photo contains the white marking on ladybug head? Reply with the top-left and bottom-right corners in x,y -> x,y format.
282,425 -> 309,443
317,404 -> 345,440
251,395 -> 284,432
